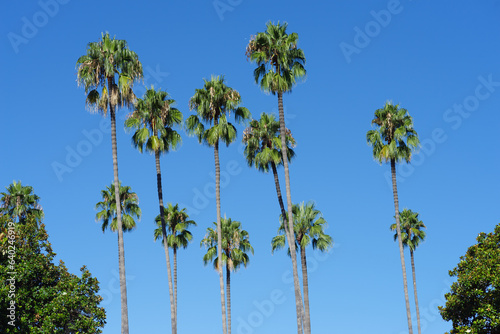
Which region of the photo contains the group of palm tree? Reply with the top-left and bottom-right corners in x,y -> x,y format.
77,21 -> 322,334
367,102 -> 427,334
72,21 -> 428,334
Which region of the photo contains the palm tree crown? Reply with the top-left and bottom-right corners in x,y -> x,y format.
1,181 -> 44,224
272,201 -> 333,254
201,217 -> 254,272
242,112 -> 296,172
125,87 -> 182,154
95,183 -> 141,233
366,102 -> 420,163
390,209 -> 426,251
186,75 -> 251,145
154,203 -> 196,249
76,32 -> 143,114
246,21 -> 306,95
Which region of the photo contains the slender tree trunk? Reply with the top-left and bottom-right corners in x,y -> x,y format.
155,151 -> 176,334
270,162 -> 292,246
300,246 -> 311,333
174,246 -> 178,326
278,91 -> 305,334
391,159 -> 413,334
214,135 -> 228,334
108,77 -> 128,334
226,265 -> 231,334
411,249 -> 421,334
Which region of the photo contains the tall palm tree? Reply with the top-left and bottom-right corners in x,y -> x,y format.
154,203 -> 196,326
271,202 -> 332,333
246,21 -> 307,334
242,112 -> 295,221
367,101 -> 420,334
95,183 -> 141,233
186,75 -> 250,334
1,181 -> 44,224
201,217 -> 254,334
77,32 -> 143,334
390,209 -> 426,334
125,87 -> 182,334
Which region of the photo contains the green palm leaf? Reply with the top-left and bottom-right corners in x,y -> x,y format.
95,182 -> 141,233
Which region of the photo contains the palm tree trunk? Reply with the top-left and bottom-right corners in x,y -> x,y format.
300,246 -> 311,333
278,91 -> 305,334
214,135 -> 228,334
270,162 -> 292,245
108,77 -> 128,334
411,249 -> 421,334
174,246 -> 178,326
155,150 -> 176,334
391,159 -> 413,334
226,265 -> 231,334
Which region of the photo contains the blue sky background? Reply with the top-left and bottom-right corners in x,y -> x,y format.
2,0 -> 500,333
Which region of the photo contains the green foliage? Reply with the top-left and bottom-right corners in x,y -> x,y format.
246,21 -> 306,95
201,217 -> 253,272
272,201 -> 333,255
76,32 -> 143,114
366,102 -> 420,164
0,216 -> 105,333
125,87 -> 182,155
242,112 -> 295,173
390,209 -> 426,252
186,75 -> 251,147
154,203 -> 196,250
95,183 -> 141,233
439,224 -> 500,333
1,181 -> 44,224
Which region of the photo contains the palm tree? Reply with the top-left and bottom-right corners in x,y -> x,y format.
1,181 -> 44,224
390,209 -> 426,334
272,202 -> 332,333
154,203 -> 196,327
125,87 -> 182,334
77,32 -> 143,334
201,217 -> 254,334
246,21 -> 307,334
242,112 -> 295,220
95,183 -> 141,233
367,101 -> 420,334
186,75 -> 250,334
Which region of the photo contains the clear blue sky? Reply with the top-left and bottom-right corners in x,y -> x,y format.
2,0 -> 500,333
